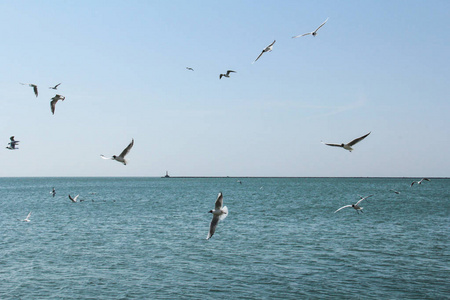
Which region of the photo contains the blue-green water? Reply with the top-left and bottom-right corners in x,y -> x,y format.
0,177 -> 448,299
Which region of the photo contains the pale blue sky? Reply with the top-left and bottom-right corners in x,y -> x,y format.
1,0 -> 449,177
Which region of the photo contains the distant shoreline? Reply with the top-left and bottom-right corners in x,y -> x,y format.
0,176 -> 448,179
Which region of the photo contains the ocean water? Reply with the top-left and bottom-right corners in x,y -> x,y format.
0,177 -> 448,299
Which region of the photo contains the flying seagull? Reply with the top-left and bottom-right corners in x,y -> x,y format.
20,83 -> 38,97
411,178 -> 430,187
219,70 -> 236,79
49,83 -> 61,90
390,189 -> 401,194
322,132 -> 371,152
334,195 -> 373,214
68,194 -> 79,203
101,139 -> 134,165
50,94 -> 66,115
6,136 -> 19,150
292,17 -> 329,38
21,211 -> 32,222
207,192 -> 228,240
186,67 -> 194,71
253,40 -> 276,63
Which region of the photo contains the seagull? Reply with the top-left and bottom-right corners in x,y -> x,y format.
49,83 -> 61,90
101,139 -> 134,165
50,94 -> 66,115
411,178 -> 430,187
68,194 -> 79,203
219,70 -> 236,79
253,40 -> 276,63
51,187 -> 56,197
6,136 -> 19,150
322,132 -> 371,152
21,211 -> 32,222
334,195 -> 373,214
186,67 -> 194,71
20,83 -> 38,97
207,192 -> 228,240
390,189 -> 401,194
292,17 -> 329,38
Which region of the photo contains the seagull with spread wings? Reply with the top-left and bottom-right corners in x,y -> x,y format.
322,132 -> 371,152
101,139 -> 134,165
207,192 -> 228,240
20,83 -> 38,97
49,83 -> 61,90
411,178 -> 430,187
6,136 -> 19,150
334,195 -> 373,214
253,40 -> 276,63
292,18 -> 329,38
219,70 -> 236,79
50,94 -> 65,115
68,194 -> 79,203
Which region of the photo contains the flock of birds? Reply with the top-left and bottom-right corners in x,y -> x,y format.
11,17 -> 432,240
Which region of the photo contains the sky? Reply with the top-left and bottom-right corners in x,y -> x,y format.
1,0 -> 449,177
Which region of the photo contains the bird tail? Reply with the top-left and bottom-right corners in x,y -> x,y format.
219,206 -> 228,221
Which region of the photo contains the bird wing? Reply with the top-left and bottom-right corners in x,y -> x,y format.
356,195 -> 372,206
207,215 -> 220,239
253,51 -> 264,63
10,136 -> 15,141
68,194 -> 74,202
313,18 -> 329,33
226,70 -> 236,75
100,155 -> 113,160
420,178 -> 430,183
411,181 -> 416,187
50,99 -> 57,114
219,74 -> 224,79
118,139 -> 134,158
215,192 -> 223,210
300,32 -> 312,37
74,195 -> 79,202
32,85 -> 38,97
348,132 -> 371,146
268,40 -> 276,47
323,143 -> 342,148
55,83 -> 61,88
26,212 -> 32,220
334,205 -> 352,213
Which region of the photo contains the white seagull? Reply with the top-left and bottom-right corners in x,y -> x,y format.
68,194 -> 79,203
219,70 -> 236,79
322,132 -> 371,152
49,83 -> 61,90
411,178 -> 430,187
22,211 -> 32,222
334,195 -> 373,214
253,40 -> 276,63
101,139 -> 134,165
207,192 -> 228,240
6,136 -> 19,150
50,94 -> 66,115
20,83 -> 38,97
292,17 -> 329,38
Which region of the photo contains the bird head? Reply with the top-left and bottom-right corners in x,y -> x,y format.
208,210 -> 213,214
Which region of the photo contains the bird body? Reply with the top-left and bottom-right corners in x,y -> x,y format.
253,40 -> 276,63
323,132 -> 371,152
207,192 -> 228,240
101,139 -> 134,165
219,70 -> 236,79
292,18 -> 329,38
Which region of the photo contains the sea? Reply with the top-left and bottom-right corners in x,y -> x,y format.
0,177 -> 448,299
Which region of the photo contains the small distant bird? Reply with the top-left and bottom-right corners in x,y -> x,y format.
6,136 -> 19,150
50,94 -> 65,115
253,40 -> 276,63
411,178 -> 430,187
20,83 -> 38,97
322,132 -> 371,152
49,83 -> 61,90
186,67 -> 194,71
390,189 -> 400,194
68,194 -> 79,203
207,192 -> 228,240
21,211 -> 32,222
51,187 -> 56,197
292,17 -> 329,38
101,139 -> 134,165
219,70 -> 236,79
334,195 -> 373,214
